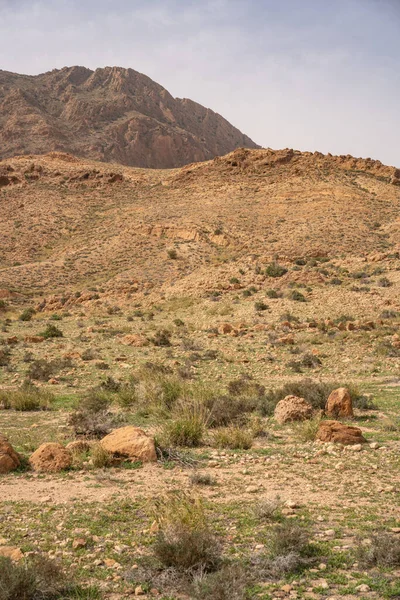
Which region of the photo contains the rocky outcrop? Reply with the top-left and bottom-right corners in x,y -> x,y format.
325,388 -> 353,418
316,420 -> 366,445
0,66 -> 259,168
29,443 -> 72,472
274,395 -> 313,424
0,435 -> 20,474
100,426 -> 157,462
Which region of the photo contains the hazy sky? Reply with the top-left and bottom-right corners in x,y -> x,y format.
0,0 -> 399,166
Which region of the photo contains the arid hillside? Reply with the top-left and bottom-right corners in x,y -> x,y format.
0,66 -> 259,168
0,147 -> 399,301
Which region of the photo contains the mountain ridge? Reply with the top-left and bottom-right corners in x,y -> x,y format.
0,65 -> 259,168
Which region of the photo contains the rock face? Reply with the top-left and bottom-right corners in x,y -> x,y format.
316,420 -> 366,445
100,426 -> 157,462
29,443 -> 72,472
274,395 -> 313,424
0,66 -> 259,168
0,435 -> 20,474
325,387 -> 353,418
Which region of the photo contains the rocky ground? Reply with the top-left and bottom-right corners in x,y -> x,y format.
0,148 -> 399,599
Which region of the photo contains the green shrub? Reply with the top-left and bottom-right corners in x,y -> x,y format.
18,307 -> 36,322
167,248 -> 178,260
91,443 -> 114,468
254,301 -> 268,312
289,290 -> 306,302
265,262 -> 287,278
152,329 -> 172,346
266,289 -> 280,298
40,324 -> 63,339
163,401 -> 208,447
0,348 -> 11,367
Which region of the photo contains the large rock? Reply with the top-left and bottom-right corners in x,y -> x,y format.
274,395 -> 313,424
0,435 -> 20,474
325,387 -> 353,418
29,443 -> 72,472
100,426 -> 157,462
0,546 -> 23,561
316,420 -> 366,445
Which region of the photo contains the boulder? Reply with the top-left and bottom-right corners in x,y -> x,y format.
29,443 -> 72,472
274,395 -> 313,424
100,426 -> 157,462
325,387 -> 353,418
0,546 -> 23,561
316,420 -> 366,445
0,435 -> 20,474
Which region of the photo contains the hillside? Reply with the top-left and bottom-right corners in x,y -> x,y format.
0,66 -> 259,168
0,147 -> 399,301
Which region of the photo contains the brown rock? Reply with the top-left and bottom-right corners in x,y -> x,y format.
218,323 -> 234,334
325,387 -> 353,418
120,334 -> 148,347
274,395 -> 313,424
100,426 -> 157,462
29,443 -> 72,472
0,435 -> 20,474
0,546 -> 23,561
6,336 -> 18,344
276,335 -> 295,345
317,420 -> 366,445
24,335 -> 44,343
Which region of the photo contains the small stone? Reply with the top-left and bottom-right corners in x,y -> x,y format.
135,585 -> 145,596
245,485 -> 259,494
318,563 -> 327,570
356,584 -> 370,592
369,442 -> 379,449
72,538 -> 87,550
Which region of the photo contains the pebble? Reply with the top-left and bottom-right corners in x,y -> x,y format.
356,584 -> 370,592
369,442 -> 379,449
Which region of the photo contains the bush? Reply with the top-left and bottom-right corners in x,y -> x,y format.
189,472 -> 217,486
191,564 -> 247,600
293,417 -> 321,442
0,348 -> 11,367
265,262 -> 288,278
378,277 -> 392,288
40,324 -> 63,339
68,389 -> 117,438
91,443 -> 113,468
266,289 -> 280,299
18,307 -> 36,322
254,301 -> 268,312
289,290 -> 306,302
0,382 -> 54,411
253,496 -> 284,521
167,248 -> 178,260
152,329 -> 172,347
213,426 -> 253,450
205,394 -> 258,428
162,401 -> 208,447
0,555 -> 66,600
356,533 -> 400,568
152,492 -> 221,572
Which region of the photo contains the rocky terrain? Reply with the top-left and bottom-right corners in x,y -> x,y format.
0,66 -> 259,168
0,147 -> 399,600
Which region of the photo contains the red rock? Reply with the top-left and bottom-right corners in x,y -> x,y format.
325,388 -> 353,418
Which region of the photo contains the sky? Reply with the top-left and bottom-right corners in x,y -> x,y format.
0,0 -> 399,166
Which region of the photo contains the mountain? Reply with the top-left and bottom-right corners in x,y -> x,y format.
0,66 -> 259,168
0,147 -> 399,301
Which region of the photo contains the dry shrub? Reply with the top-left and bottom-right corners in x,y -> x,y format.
91,443 -> 113,468
293,416 -> 322,442
68,389 -> 118,438
213,426 -> 253,450
153,491 -> 221,573
189,472 -> 217,486
356,533 -> 400,568
191,564 -> 248,600
0,555 -> 65,600
0,382 -> 54,411
253,496 -> 284,521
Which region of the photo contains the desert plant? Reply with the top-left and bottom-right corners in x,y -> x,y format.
0,348 -> 11,367
18,307 -> 36,322
265,262 -> 287,278
254,301 -> 268,312
152,329 -> 172,347
162,400 -> 208,447
293,416 -> 321,442
253,496 -> 284,521
152,491 -> 221,572
91,443 -> 113,468
213,426 -> 253,449
0,555 -> 66,600
356,532 -> 400,567
191,564 -> 248,600
289,290 -> 306,302
378,276 -> 392,287
0,382 -> 54,411
40,323 -> 63,339
167,248 -> 178,260
189,472 -> 217,486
